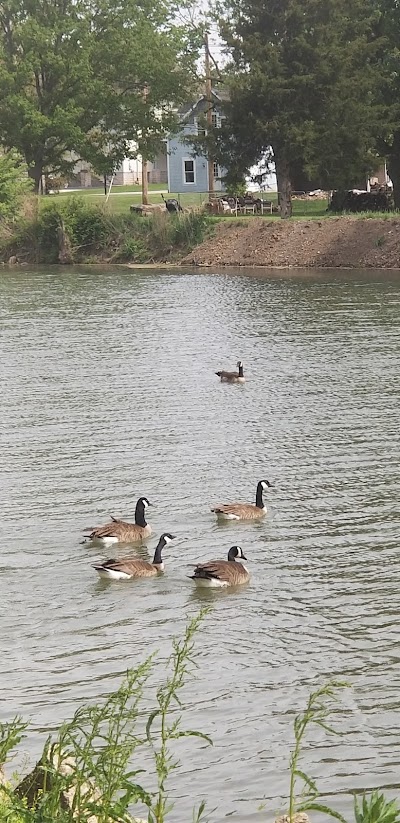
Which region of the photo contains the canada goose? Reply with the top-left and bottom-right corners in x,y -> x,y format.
215,360 -> 245,383
211,480 -> 271,521
83,497 -> 153,545
93,533 -> 175,580
190,545 -> 249,587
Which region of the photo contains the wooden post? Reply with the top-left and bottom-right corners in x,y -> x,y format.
205,33 -> 214,198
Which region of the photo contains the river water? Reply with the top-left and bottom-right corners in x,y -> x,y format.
1,266 -> 400,821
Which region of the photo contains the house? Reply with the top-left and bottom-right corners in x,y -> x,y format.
113,147 -> 167,186
67,144 -> 167,188
166,89 -> 228,194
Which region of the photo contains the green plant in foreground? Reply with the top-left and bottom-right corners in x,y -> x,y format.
0,611 -> 211,823
354,791 -> 400,823
288,680 -> 348,823
0,716 -> 28,768
146,610 -> 212,823
2,628 -> 399,823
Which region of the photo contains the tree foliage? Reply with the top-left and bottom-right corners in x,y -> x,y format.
374,0 -> 400,207
212,0 -> 383,215
0,0 -> 201,191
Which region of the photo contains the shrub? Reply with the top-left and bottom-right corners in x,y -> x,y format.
0,151 -> 33,220
0,198 -> 209,263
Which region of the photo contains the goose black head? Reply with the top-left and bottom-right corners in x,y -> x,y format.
228,545 -> 247,561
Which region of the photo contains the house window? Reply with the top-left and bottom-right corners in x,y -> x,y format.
184,159 -> 195,184
211,112 -> 218,128
195,117 -> 206,137
213,162 -> 219,179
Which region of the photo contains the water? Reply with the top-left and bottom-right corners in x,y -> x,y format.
1,265 -> 400,821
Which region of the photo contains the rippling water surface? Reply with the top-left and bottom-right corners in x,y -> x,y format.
1,266 -> 400,821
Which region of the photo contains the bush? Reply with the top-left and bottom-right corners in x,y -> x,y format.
0,197 -> 209,263
0,150 -> 33,220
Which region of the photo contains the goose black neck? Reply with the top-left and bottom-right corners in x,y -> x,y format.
238,363 -> 244,377
135,500 -> 147,527
255,483 -> 264,508
152,540 -> 163,565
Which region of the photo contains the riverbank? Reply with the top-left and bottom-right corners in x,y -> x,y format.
0,197 -> 208,265
181,216 -> 400,269
3,199 -> 400,269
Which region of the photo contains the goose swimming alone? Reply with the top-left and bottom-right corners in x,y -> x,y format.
215,361 -> 245,383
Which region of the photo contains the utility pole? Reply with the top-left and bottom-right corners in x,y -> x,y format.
205,32 -> 215,197
141,83 -> 149,206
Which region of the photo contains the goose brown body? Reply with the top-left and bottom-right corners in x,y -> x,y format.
211,480 -> 271,521
215,360 -> 245,383
93,533 -> 175,580
190,546 -> 249,587
84,497 -> 152,544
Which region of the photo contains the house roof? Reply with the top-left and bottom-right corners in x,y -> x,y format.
179,87 -> 229,121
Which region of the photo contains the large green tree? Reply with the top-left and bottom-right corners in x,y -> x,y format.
0,0 -> 200,191
374,0 -> 400,207
213,0 -> 382,216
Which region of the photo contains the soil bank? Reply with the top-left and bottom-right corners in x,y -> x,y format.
181,216 -> 400,269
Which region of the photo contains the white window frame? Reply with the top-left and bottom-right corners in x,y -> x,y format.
213,162 -> 219,179
194,116 -> 206,137
183,158 -> 196,185
211,112 -> 218,129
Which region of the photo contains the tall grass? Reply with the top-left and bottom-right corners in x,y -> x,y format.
1,622 -> 400,823
0,196 -> 209,264
0,611 -> 211,823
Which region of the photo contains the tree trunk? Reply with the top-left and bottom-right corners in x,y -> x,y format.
28,161 -> 43,194
57,219 -> 73,264
387,131 -> 400,209
275,154 -> 292,218
141,159 -> 149,205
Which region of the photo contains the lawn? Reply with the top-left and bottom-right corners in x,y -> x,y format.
55,185 -> 330,217
56,186 -> 214,214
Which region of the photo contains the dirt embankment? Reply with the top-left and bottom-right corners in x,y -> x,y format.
181,217 -> 400,269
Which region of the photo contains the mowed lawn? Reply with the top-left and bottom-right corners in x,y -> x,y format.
55,185 -> 329,218
56,184 -> 206,214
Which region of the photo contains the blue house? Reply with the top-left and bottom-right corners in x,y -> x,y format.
167,89 -> 228,194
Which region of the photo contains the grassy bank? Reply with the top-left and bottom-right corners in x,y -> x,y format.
0,196 -> 210,264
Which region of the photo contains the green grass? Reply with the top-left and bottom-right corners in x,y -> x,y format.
39,187 -> 400,220
52,187 -> 206,214
54,188 -> 328,217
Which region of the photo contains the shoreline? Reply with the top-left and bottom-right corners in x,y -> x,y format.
3,215 -> 400,271
180,216 -> 400,270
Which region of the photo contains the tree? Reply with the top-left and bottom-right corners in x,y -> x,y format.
0,149 -> 33,218
0,0 -> 200,192
373,0 -> 400,208
213,0 -> 382,216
